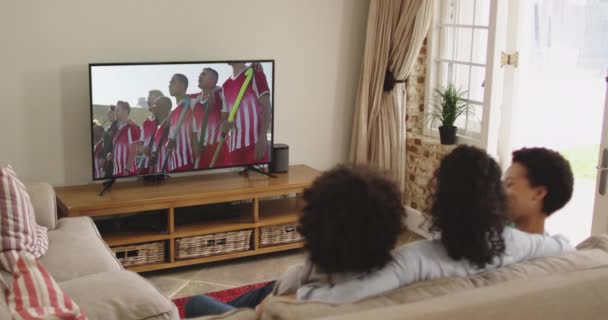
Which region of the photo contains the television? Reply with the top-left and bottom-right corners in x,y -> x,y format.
89,60 -> 274,181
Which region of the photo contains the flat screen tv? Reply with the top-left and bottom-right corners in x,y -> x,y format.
89,60 -> 274,181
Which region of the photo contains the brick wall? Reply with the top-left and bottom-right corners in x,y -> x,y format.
404,40 -> 456,212
405,42 -> 427,136
405,134 -> 456,211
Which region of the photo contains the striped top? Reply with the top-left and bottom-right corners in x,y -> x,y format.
167,98 -> 195,171
221,67 -> 270,152
0,166 -> 48,272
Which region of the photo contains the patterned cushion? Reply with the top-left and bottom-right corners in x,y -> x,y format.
0,166 -> 48,272
2,252 -> 86,319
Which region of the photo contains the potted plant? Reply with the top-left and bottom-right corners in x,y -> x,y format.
425,83 -> 471,145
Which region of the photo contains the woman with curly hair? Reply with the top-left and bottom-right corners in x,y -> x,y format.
429,144 -> 508,268
185,164 -> 406,317
296,145 -> 573,303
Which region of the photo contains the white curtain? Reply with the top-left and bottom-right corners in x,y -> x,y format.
350,0 -> 434,192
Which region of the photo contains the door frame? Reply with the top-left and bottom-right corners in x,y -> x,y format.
591,74 -> 608,235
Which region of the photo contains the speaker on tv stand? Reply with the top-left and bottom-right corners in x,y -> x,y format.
269,143 -> 289,173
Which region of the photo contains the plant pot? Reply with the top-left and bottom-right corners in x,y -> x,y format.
438,125 -> 457,145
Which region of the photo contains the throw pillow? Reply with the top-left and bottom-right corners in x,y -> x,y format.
0,166 -> 49,272
1,252 -> 87,320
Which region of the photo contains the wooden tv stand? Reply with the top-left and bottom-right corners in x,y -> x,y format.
54,165 -> 320,272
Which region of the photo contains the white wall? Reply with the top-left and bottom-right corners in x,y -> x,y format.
0,0 -> 369,186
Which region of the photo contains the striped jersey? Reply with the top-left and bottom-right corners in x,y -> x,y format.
221,67 -> 270,152
167,98 -> 195,171
190,88 -> 223,148
112,120 -> 141,176
151,120 -> 170,173
139,116 -> 158,170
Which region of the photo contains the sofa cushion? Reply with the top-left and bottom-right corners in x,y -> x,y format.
192,309 -> 257,320
39,217 -> 122,282
26,182 -> 58,230
577,233 -> 608,251
60,270 -> 179,320
0,166 -> 49,272
262,234 -> 608,320
3,252 -> 86,320
318,266 -> 608,320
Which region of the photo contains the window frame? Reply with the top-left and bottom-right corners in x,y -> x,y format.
424,0 -> 496,147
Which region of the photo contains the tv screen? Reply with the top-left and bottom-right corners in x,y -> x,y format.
89,60 -> 274,180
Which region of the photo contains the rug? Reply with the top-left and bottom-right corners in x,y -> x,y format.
173,281 -> 271,319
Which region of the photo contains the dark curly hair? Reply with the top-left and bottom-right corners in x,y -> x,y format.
512,147 -> 574,216
429,145 -> 506,269
298,165 -> 405,274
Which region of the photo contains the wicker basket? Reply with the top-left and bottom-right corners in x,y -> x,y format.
112,241 -> 166,267
260,223 -> 303,247
176,229 -> 253,260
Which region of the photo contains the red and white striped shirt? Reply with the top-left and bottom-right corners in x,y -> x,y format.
139,116 -> 158,170
190,89 -> 223,148
151,120 -> 170,173
167,98 -> 196,171
112,120 -> 141,176
221,67 -> 270,152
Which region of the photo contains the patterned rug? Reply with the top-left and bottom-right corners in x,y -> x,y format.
173,281 -> 271,319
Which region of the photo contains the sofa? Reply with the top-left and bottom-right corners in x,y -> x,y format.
0,183 -> 179,320
196,234 -> 608,320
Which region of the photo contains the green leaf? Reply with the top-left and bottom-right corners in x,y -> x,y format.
424,83 -> 470,127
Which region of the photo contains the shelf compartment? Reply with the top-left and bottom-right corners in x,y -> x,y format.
257,197 -> 304,227
173,201 -> 253,238
95,210 -> 169,246
104,232 -> 170,247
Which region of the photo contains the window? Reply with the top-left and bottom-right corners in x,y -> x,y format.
427,0 -> 492,140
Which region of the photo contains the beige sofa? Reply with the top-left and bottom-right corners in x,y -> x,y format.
0,183 -> 179,320
198,234 -> 608,320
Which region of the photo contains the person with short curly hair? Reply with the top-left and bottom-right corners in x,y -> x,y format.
296,164 -> 405,274
185,165 -> 405,317
296,145 -> 573,303
504,147 -> 574,234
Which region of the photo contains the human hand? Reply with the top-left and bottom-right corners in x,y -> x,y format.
220,121 -> 234,135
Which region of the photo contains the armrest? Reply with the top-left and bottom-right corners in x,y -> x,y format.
25,183 -> 58,230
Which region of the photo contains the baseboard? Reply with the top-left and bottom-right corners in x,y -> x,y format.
403,206 -> 433,239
